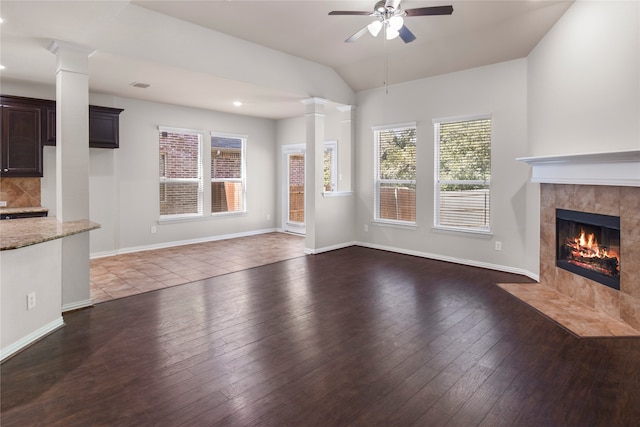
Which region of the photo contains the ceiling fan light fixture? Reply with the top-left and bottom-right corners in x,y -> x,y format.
368,20 -> 383,37
386,27 -> 399,40
329,2 -> 454,44
389,15 -> 404,31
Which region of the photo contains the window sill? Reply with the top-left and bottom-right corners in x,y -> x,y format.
322,191 -> 353,198
158,214 -> 205,224
432,226 -> 493,239
158,211 -> 247,224
372,219 -> 418,230
211,211 -> 247,218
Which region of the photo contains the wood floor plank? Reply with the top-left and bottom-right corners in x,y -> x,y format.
2,245 -> 640,426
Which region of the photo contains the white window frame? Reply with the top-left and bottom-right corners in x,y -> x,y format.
373,122 -> 417,227
433,114 -> 491,235
323,140 -> 338,193
158,126 -> 204,221
210,131 -> 247,216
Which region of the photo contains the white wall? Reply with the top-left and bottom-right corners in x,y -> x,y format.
355,59 -> 532,275
523,0 -> 639,277
528,0 -> 640,156
275,108 -> 356,251
100,96 -> 277,254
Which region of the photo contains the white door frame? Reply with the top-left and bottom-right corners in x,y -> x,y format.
282,144 -> 306,234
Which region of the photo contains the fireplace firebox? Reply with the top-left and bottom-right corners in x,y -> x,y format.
556,209 -> 621,290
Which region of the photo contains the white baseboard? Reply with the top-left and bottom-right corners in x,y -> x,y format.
1,317 -> 65,363
62,299 -> 93,313
91,230 -> 538,282
305,241 -> 358,255
354,241 -> 539,281
91,228 -> 278,259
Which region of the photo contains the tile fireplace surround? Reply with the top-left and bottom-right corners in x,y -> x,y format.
500,150 -> 640,337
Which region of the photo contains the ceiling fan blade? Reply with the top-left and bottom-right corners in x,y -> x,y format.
398,25 -> 416,43
345,25 -> 370,43
329,11 -> 372,16
405,5 -> 454,17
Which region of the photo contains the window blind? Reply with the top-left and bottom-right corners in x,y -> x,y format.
435,117 -> 491,230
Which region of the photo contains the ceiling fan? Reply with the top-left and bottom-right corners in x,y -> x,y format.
329,0 -> 453,43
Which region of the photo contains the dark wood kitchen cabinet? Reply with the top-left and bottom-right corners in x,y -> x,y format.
88,105 -> 124,148
1,94 -> 124,176
43,104 -> 123,149
0,96 -> 44,177
43,101 -> 57,146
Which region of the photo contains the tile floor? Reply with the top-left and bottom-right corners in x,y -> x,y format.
90,232 -> 305,303
498,282 -> 640,337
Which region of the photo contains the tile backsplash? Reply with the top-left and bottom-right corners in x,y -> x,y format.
0,178 -> 41,207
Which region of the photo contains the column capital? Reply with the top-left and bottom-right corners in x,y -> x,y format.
300,97 -> 330,106
336,104 -> 356,113
47,40 -> 94,56
47,40 -> 94,75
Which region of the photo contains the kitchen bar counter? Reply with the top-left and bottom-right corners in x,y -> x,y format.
1,216 -> 100,361
0,217 -> 100,250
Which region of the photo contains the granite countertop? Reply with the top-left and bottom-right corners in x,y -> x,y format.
0,206 -> 49,215
0,217 -> 101,251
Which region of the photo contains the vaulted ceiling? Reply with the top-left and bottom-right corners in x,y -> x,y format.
0,1 -> 573,119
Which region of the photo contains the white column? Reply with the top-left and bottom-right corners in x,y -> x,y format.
301,97 -> 328,253
48,40 -> 94,311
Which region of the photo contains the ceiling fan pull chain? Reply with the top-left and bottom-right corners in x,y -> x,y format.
384,33 -> 389,94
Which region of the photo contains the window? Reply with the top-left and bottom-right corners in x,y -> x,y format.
159,129 -> 203,218
211,133 -> 246,214
434,115 -> 491,232
323,140 -> 337,192
159,152 -> 167,203
373,123 -> 417,224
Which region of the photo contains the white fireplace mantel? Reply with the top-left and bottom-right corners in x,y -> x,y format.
517,150 -> 640,187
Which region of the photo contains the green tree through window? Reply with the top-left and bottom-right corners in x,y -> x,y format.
374,124 -> 417,223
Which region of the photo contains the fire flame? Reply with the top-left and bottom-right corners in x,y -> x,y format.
569,229 -> 618,260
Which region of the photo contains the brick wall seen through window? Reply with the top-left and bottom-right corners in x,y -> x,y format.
159,130 -> 202,217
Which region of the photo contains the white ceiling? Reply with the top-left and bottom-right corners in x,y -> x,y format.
0,0 -> 573,119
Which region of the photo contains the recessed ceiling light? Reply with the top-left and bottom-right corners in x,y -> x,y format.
130,82 -> 150,89
0,18 -> 4,24
233,101 -> 242,107
0,65 -> 5,70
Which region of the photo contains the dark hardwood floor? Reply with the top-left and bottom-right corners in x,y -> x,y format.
2,246 -> 639,426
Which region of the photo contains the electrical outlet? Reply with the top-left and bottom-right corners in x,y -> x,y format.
266,214 -> 271,221
27,292 -> 36,310
151,225 -> 157,234
364,224 -> 369,232
0,201 -> 7,207
495,241 -> 502,251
